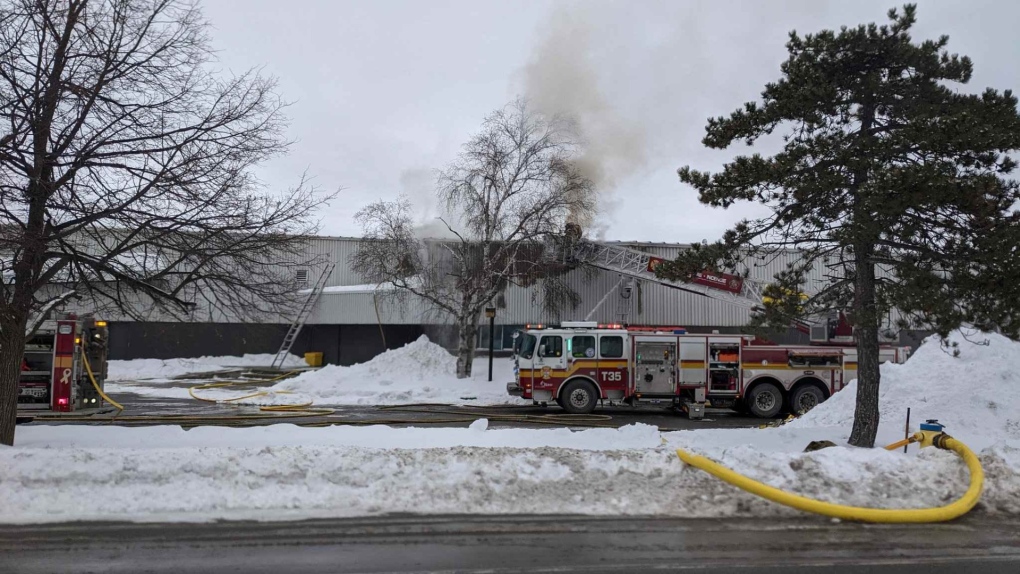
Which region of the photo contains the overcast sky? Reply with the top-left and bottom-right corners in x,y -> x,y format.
201,0 -> 1020,242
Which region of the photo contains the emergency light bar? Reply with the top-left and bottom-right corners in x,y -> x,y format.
561,321 -> 598,328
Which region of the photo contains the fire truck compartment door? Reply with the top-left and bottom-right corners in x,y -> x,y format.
634,340 -> 677,395
679,339 -> 707,387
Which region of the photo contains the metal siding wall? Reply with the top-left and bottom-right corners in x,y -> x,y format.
299,237 -> 371,287
297,240 -> 892,327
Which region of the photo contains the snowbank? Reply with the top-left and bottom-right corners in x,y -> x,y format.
787,329 -> 1020,452
107,353 -> 305,382
4,329 -> 1019,524
2,422 -> 1017,524
265,335 -> 519,405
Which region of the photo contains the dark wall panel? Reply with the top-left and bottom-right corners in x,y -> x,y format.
109,322 -> 424,366
108,322 -> 288,360
338,325 -> 424,366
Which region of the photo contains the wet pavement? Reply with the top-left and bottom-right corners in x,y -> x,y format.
3,514 -> 1018,573
19,389 -> 766,431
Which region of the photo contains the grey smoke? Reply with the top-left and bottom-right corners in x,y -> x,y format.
519,6 -> 648,238
399,167 -> 461,240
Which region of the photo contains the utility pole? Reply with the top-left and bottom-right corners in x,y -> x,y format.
485,307 -> 496,382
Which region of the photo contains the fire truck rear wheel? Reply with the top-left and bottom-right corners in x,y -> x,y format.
791,385 -> 825,415
746,383 -> 783,418
559,379 -> 598,414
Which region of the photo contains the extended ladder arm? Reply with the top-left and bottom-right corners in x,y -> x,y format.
568,241 -> 767,310
566,240 -> 813,333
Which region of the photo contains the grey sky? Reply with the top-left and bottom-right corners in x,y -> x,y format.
202,0 -> 1020,242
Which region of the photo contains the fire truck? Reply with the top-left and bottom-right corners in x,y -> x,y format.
507,322 -> 909,418
16,314 -> 110,413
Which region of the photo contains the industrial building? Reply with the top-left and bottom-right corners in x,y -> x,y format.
65,236 -> 920,364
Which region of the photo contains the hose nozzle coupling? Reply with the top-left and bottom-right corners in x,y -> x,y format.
932,432 -> 955,450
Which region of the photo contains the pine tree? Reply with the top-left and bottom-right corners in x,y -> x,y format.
656,4 -> 1020,447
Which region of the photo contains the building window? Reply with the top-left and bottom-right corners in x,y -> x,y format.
296,269 -> 309,284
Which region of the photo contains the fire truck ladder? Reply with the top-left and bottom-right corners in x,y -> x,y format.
567,240 -> 812,332
271,263 -> 335,369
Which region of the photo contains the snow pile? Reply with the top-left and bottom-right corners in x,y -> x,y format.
267,335 -> 520,405
2,422 -> 1018,524
788,330 -> 1020,451
107,353 -> 304,381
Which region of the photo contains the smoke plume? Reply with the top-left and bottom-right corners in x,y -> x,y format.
399,167 -> 460,240
519,8 -> 648,237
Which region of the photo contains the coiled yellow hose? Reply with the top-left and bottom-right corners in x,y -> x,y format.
675,432 -> 983,523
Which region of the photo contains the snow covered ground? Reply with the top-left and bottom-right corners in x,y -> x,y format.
106,336 -> 522,406
3,329 -> 1019,524
107,353 -> 306,382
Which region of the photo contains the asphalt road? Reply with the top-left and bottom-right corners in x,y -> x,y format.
2,515 -> 1018,574
20,390 -> 767,431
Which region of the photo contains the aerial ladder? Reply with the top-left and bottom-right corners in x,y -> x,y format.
562,237 -> 889,344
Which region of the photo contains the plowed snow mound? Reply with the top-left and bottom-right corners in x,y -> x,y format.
271,335 -> 520,405
789,329 -> 1020,450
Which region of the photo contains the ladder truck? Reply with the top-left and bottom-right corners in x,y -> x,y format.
504,233 -> 909,418
507,322 -> 908,418
561,233 -> 897,344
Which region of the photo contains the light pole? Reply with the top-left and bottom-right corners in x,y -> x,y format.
485,307 -> 496,382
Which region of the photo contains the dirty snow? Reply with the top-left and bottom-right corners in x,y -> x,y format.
3,328 -> 1020,524
3,421 -> 1018,524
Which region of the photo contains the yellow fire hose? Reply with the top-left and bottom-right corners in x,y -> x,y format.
675,430 -> 984,523
187,371 -> 336,414
82,352 -> 124,412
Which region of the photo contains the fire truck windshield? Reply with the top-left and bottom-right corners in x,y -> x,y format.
519,334 -> 537,359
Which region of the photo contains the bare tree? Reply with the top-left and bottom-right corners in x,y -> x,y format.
0,0 -> 334,445
353,99 -> 596,378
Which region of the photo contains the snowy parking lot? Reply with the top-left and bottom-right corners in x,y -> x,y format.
104,336 -> 523,406
3,330 -> 1020,524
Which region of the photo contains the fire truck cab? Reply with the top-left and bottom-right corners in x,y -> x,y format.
507,322 -> 909,418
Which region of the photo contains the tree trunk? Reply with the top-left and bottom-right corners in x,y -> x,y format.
848,244 -> 881,448
455,312 -> 480,379
0,315 -> 28,446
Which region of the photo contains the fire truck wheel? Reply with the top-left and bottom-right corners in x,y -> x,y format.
559,379 -> 598,414
747,383 -> 783,418
791,385 -> 825,415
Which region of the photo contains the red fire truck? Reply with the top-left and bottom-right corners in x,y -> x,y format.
506,322 -> 909,418
17,314 -> 110,413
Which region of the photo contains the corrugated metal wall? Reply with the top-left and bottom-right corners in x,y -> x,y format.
298,237 -> 371,287
304,238 -> 838,327
41,236 -> 850,329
